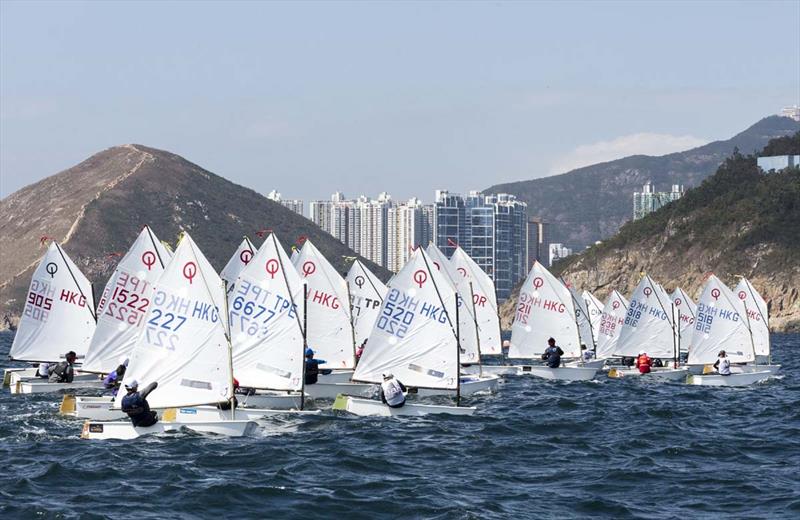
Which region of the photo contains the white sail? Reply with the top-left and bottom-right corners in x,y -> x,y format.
450,247 -> 502,355
292,240 -> 355,368
733,278 -> 769,357
230,233 -> 305,391
595,290 -> 629,359
10,242 -> 96,363
82,226 -> 172,373
614,276 -> 677,359
670,287 -> 697,353
426,244 -> 480,363
353,248 -> 459,389
582,290 -> 604,343
116,233 -> 232,409
688,274 -> 755,365
346,259 -> 388,347
220,237 -> 256,288
509,261 -> 580,359
569,286 -> 596,351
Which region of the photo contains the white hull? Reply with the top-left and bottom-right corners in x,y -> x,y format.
413,375 -> 500,397
80,419 -> 258,440
461,365 -> 522,376
304,382 -> 377,400
732,364 -> 780,375
317,370 -> 354,383
519,365 -> 598,381
237,392 -> 303,410
4,367 -> 38,386
62,395 -> 320,421
11,380 -> 105,395
687,370 -> 772,387
7,369 -> 99,388
607,367 -> 689,381
566,359 -> 606,369
332,395 -> 476,417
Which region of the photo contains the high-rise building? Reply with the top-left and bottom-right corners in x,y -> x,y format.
267,190 -> 305,217
780,105 -> 800,122
526,217 -> 550,267
633,182 -> 684,220
433,190 -> 466,257
386,197 -> 430,272
549,243 -> 573,265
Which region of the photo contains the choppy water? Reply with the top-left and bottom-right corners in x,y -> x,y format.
1,330 -> 798,519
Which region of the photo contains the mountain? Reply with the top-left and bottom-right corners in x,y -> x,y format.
498,132 -> 800,332
485,116 -> 800,250
0,144 -> 389,322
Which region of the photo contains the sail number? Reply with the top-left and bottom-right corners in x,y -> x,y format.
99,272 -> 152,328
24,280 -> 55,322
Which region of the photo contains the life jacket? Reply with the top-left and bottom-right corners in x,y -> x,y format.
305,359 -> 319,385
637,355 -> 651,367
717,358 -> 731,375
121,391 -> 151,425
381,379 -> 405,407
36,363 -> 50,378
48,361 -> 71,383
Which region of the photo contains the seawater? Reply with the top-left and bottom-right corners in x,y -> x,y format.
0,330 -> 798,519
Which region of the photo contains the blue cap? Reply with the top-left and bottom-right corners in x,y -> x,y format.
305,348 -> 314,357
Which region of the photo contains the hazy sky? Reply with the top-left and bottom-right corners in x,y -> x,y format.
1,1 -> 798,202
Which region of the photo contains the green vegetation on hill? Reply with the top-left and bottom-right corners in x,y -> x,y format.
555,134 -> 800,276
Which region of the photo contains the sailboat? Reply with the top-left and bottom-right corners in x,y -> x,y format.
582,290 -> 604,345
565,285 -> 605,369
81,233 -> 258,439
291,239 -> 374,395
594,290 -> 629,361
424,244 -> 500,391
670,287 -> 696,359
220,237 -> 256,291
7,241 -> 102,394
508,261 -> 600,381
450,246 -> 518,377
608,276 -> 689,380
334,247 -> 476,416
346,259 -> 388,349
686,274 -> 772,387
732,278 -> 780,374
61,226 -> 172,415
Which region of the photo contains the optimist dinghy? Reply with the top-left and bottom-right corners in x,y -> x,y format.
342,248 -> 480,416
732,278 -> 780,374
8,241 -> 98,394
507,262 -> 599,381
609,276 -> 688,381
81,233 -> 257,439
685,275 -> 772,387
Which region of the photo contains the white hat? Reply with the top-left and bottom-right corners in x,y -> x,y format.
125,379 -> 139,389
382,373 -> 393,380
639,351 -> 645,355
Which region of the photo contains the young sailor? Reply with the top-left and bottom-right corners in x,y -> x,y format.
380,373 -> 407,408
103,363 -> 128,395
581,344 -> 595,361
713,350 -> 731,376
48,351 -> 77,383
636,351 -> 652,374
541,338 -> 564,368
121,380 -> 159,427
304,349 -> 328,385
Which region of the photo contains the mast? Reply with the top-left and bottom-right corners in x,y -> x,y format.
564,283 -> 584,366
741,299 -> 758,366
455,290 -> 461,406
469,281 -> 482,378
743,278 -> 771,364
346,280 -> 357,366
301,283 -> 308,410
223,280 -> 235,419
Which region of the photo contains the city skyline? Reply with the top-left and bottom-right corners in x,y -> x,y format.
2,2 -> 798,200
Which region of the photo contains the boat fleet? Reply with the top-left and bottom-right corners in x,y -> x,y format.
3,226 -> 780,439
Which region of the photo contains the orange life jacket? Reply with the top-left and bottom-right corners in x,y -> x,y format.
637,354 -> 651,367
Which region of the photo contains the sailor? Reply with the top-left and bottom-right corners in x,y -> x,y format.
103,363 -> 128,395
121,379 -> 159,427
713,350 -> 731,376
48,351 -> 77,383
636,351 -> 652,374
581,344 -> 595,361
218,378 -> 240,410
355,339 -> 367,366
502,340 -> 511,361
304,348 -> 328,385
541,338 -> 564,368
35,363 -> 51,379
380,373 -> 407,408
